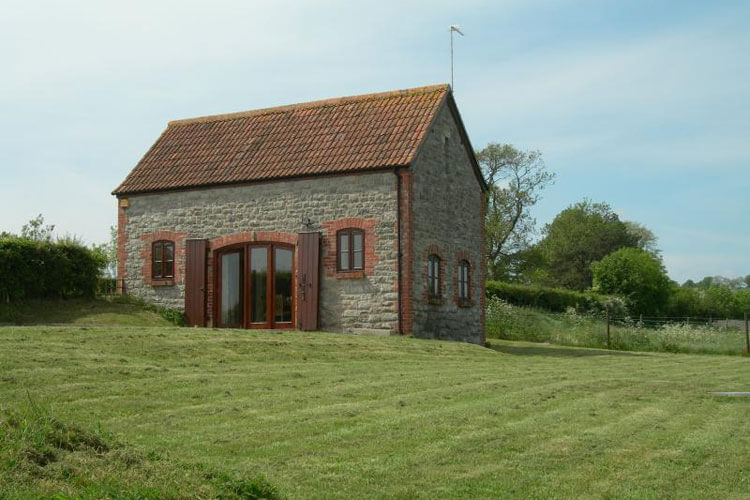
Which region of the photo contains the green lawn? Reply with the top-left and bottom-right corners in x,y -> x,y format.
2,327 -> 749,499
0,298 -> 171,326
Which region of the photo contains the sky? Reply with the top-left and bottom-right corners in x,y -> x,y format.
1,0 -> 748,283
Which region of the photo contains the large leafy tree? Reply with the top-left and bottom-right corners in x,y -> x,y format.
476,143 -> 555,280
624,221 -> 659,256
592,247 -> 672,315
536,200 -> 637,290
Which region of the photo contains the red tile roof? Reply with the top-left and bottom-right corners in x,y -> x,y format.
113,84 -> 450,194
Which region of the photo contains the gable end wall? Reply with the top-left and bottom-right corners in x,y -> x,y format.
409,101 -> 485,344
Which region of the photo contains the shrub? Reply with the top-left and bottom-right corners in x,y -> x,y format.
591,247 -> 671,315
0,237 -> 106,302
486,281 -> 628,316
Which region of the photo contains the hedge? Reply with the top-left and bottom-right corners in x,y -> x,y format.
486,281 -> 628,316
0,238 -> 106,302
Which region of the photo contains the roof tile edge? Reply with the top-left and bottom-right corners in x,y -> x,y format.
167,83 -> 451,126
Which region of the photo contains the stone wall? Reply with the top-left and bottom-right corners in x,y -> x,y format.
409,102 -> 485,344
118,171 -> 399,333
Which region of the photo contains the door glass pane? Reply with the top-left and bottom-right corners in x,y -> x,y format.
221,252 -> 242,325
250,247 -> 267,323
274,247 -> 293,323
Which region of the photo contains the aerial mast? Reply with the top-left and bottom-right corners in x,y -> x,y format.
449,25 -> 465,91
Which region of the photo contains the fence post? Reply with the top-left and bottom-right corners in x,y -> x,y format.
745,313 -> 749,355
606,310 -> 611,349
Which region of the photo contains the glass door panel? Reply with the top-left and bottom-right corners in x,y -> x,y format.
250,246 -> 268,324
274,247 -> 293,324
220,252 -> 242,326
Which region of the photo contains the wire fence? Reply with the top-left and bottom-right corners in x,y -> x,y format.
605,311 -> 750,354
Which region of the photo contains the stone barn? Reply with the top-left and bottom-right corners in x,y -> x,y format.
113,84 -> 487,343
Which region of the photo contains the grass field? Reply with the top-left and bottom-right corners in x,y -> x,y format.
0,298 -> 171,327
2,326 -> 750,499
486,297 -> 749,356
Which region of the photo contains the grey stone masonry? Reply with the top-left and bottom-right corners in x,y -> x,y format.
120,171 -> 398,333
410,103 -> 484,343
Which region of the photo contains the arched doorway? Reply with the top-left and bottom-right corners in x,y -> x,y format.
215,243 -> 294,329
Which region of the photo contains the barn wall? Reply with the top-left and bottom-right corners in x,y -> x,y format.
409,102 -> 485,344
117,171 -> 399,333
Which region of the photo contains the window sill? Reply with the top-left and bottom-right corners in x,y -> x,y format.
335,270 -> 365,279
457,299 -> 474,308
151,279 -> 175,287
428,296 -> 444,305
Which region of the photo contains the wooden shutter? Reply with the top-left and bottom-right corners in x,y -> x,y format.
184,239 -> 208,327
297,232 -> 320,331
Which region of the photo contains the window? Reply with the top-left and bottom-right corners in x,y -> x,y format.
337,229 -> 364,271
152,240 -> 175,279
458,260 -> 470,300
427,254 -> 441,297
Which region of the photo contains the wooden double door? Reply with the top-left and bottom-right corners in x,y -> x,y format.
215,243 -> 294,329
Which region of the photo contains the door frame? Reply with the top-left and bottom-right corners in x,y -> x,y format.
213,241 -> 295,329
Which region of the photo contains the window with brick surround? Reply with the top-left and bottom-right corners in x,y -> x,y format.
458,260 -> 470,300
152,240 -> 175,279
428,254 -> 441,298
337,229 -> 364,271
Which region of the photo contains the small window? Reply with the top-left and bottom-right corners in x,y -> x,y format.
427,255 -> 441,297
337,229 -> 364,271
458,260 -> 470,300
152,240 -> 175,279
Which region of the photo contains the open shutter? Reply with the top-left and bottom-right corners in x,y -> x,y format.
185,239 -> 208,326
297,232 -> 320,331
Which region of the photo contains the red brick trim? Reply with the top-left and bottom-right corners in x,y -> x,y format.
397,170 -> 414,334
321,218 -> 378,279
453,250 -> 476,308
210,231 -> 297,250
422,244 -> 446,304
139,231 -> 187,286
116,204 -> 128,294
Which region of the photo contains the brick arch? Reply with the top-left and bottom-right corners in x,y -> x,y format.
210,231 -> 297,251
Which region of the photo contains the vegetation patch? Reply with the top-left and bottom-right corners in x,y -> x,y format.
0,401 -> 279,499
486,296 -> 748,355
486,280 -> 627,315
0,297 -> 172,327
2,326 -> 750,498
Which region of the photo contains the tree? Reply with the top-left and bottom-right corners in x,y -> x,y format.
91,226 -> 117,277
476,143 -> 555,280
20,214 -> 55,241
624,221 -> 659,256
592,247 -> 671,315
703,285 -> 737,317
535,200 -> 638,290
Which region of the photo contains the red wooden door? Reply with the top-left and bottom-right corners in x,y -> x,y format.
297,232 -> 320,331
184,239 -> 207,326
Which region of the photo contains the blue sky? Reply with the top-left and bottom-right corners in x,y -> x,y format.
1,0 -> 747,283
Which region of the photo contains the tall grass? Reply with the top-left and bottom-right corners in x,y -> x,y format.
486,296 -> 748,355
0,401 -> 280,499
